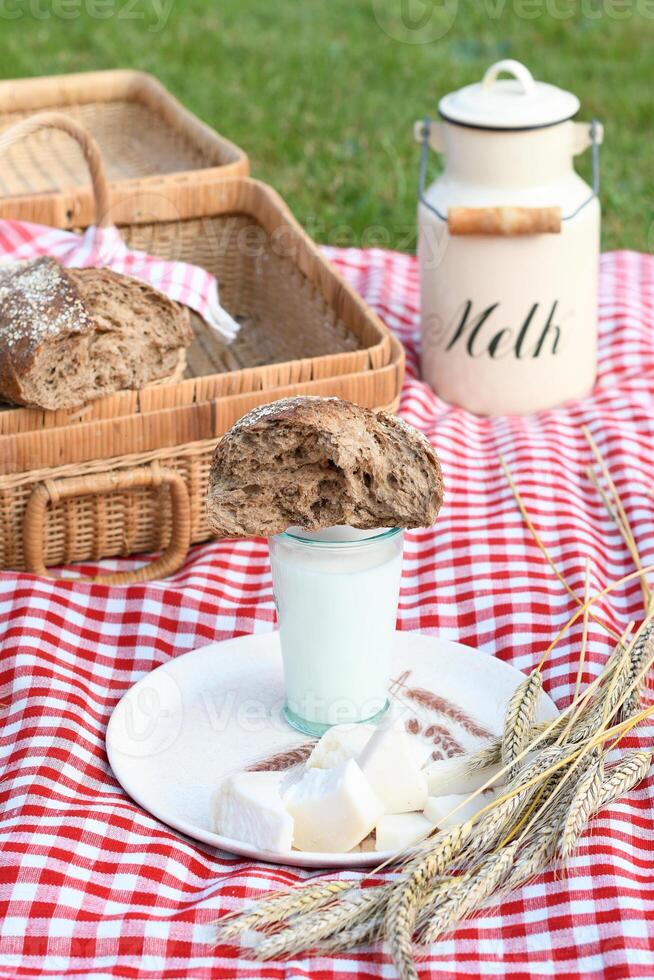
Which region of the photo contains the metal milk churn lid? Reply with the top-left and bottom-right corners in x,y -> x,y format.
416,59 -> 603,416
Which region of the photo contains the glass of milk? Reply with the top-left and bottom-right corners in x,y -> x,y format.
269,525 -> 404,736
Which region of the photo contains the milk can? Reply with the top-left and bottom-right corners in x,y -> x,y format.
416,59 -> 602,416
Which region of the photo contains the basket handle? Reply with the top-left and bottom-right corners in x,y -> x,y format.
0,111 -> 112,228
23,463 -> 191,585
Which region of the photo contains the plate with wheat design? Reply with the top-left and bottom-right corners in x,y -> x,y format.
107,631 -> 557,867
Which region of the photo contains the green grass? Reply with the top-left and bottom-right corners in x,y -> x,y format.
3,0 -> 654,251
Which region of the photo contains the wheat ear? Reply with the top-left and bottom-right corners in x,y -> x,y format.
251,885 -> 387,960
501,669 -> 543,779
313,913 -> 386,953
418,842 -> 520,945
558,753 -> 604,863
557,620 -> 642,743
620,623 -> 654,721
471,745 -> 571,853
215,878 -> 353,940
466,740 -> 502,772
594,750 -> 653,810
563,615 -> 653,747
500,795 -> 571,893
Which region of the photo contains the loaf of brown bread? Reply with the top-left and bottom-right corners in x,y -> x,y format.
206,396 -> 443,537
0,257 -> 192,410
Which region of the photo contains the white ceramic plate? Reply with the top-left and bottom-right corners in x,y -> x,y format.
107,631 -> 557,868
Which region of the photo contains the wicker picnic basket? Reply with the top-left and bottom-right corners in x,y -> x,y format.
0,114 -> 404,584
0,69 -> 248,228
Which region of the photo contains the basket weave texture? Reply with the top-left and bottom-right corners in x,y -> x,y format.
0,69 -> 248,227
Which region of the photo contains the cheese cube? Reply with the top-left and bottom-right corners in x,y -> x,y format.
212,771 -> 293,853
425,757 -> 504,797
358,714 -> 428,813
375,812 -> 432,852
283,759 -> 384,852
306,723 -> 375,769
423,789 -> 496,830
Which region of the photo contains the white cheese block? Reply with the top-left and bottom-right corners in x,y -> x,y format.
306,723 -> 375,769
423,789 -> 496,830
425,757 -> 505,797
283,759 -> 384,852
357,713 -> 428,813
375,812 -> 432,852
212,771 -> 293,853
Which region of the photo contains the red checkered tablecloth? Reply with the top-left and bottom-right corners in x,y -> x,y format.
1,247 -> 653,979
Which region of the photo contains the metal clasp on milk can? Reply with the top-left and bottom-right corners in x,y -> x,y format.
415,59 -> 604,416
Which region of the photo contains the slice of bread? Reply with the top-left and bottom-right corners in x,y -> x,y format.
0,257 -> 192,410
207,396 -> 444,537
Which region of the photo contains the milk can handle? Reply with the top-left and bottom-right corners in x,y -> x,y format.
417,117 -> 601,228
482,59 -> 536,96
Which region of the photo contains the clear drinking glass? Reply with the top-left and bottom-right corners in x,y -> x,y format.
269,526 -> 404,736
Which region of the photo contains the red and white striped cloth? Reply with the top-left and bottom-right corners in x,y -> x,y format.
0,219 -> 240,341
1,247 -> 653,979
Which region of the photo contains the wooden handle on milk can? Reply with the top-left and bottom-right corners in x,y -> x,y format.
448,206 -> 562,236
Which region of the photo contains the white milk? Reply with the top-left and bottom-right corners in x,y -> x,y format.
269,526 -> 404,734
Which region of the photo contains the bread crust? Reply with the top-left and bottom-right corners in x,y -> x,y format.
0,257 -> 192,410
0,257 -> 94,406
207,396 -> 444,537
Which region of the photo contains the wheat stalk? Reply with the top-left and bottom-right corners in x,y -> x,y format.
500,455 -> 620,640
556,618 -> 646,744
583,425 -> 652,615
573,559 -> 592,704
535,564 -> 654,673
561,641 -> 631,744
501,669 -> 543,780
492,753 -> 652,898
